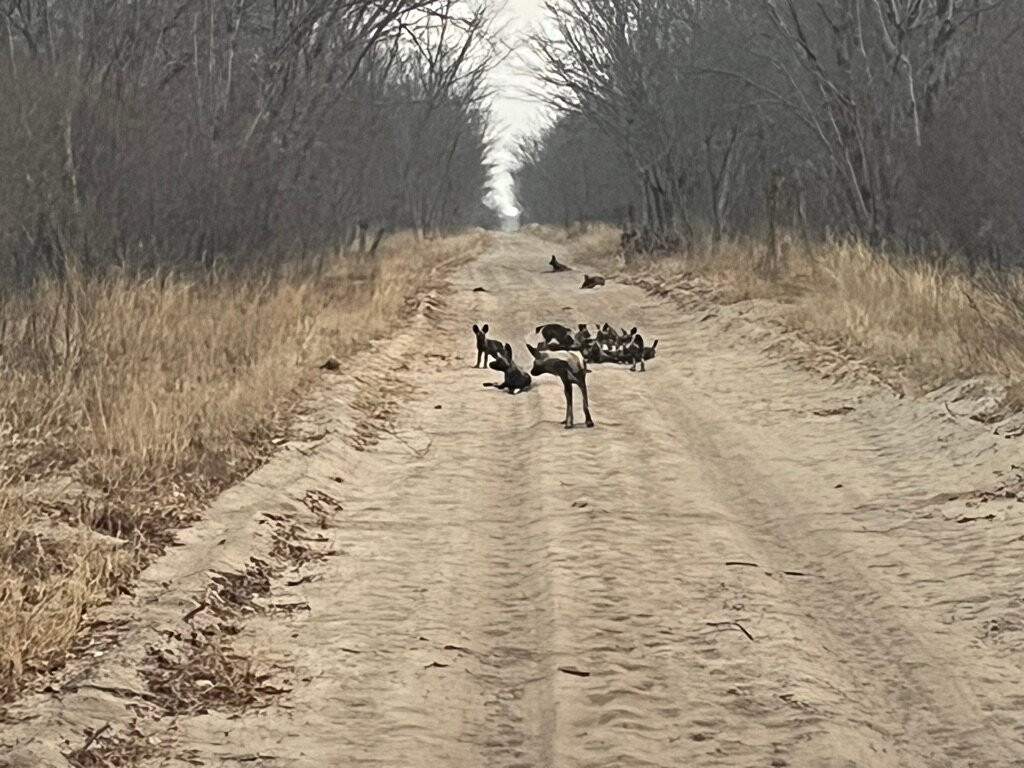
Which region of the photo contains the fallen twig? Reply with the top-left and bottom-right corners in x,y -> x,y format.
956,514 -> 995,524
558,666 -> 591,677
78,723 -> 111,754
706,621 -> 754,641
182,600 -> 207,624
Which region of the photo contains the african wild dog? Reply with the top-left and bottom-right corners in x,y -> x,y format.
526,344 -> 594,429
535,323 -> 575,349
581,274 -> 606,289
549,255 -> 571,272
483,343 -> 533,394
574,323 -> 592,347
472,324 -> 507,369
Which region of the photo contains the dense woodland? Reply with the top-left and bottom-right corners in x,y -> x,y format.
515,0 -> 1024,267
0,0 -> 498,286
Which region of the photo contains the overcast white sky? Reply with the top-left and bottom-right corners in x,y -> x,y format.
487,0 -> 551,216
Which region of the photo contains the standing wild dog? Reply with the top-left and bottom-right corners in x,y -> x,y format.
526,344 -> 594,428
624,331 -> 658,371
581,274 -> 606,289
624,331 -> 646,372
472,324 -> 507,368
549,255 -> 571,272
483,343 -> 533,394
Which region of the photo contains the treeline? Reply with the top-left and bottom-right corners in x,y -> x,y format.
516,0 -> 1024,266
0,0 -> 497,285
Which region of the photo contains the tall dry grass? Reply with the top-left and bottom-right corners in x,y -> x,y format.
553,225 -> 1024,400
0,231 -> 487,701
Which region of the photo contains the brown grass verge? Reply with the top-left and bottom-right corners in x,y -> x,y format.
549,224 -> 1024,404
0,231 -> 488,704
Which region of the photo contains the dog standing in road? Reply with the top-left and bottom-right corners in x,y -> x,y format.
472,324 -> 507,369
526,344 -> 594,428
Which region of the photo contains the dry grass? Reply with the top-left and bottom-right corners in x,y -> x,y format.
64,722 -> 158,767
0,231 -> 488,702
141,632 -> 283,717
555,225 -> 1024,401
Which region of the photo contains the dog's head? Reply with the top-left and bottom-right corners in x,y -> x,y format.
472,323 -> 489,349
488,343 -> 515,372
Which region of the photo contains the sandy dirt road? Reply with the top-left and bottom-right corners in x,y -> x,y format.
6,232 -> 1024,767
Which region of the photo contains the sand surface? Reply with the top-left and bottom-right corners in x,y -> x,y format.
5,232 -> 1024,767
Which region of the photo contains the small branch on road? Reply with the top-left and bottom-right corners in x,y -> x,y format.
706,621 -> 755,641
182,600 -> 207,624
77,723 -> 111,754
558,666 -> 591,677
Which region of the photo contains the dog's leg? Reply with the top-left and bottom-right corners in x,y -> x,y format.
580,376 -> 595,428
562,377 -> 574,428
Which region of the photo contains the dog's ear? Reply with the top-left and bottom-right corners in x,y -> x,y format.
482,324 -> 489,334
651,339 -> 659,348
472,324 -> 480,333
526,344 -> 540,359
630,326 -> 637,335
504,343 -> 513,359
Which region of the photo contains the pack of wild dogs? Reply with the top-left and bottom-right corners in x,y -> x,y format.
467,253 -> 657,429
471,321 -> 658,429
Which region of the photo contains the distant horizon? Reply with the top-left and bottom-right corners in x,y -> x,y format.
487,0 -> 551,218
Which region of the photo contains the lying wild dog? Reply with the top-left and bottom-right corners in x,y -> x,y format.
596,323 -> 617,348
550,255 -> 571,272
472,324 -> 507,368
581,274 -> 606,289
483,343 -> 532,394
535,323 -> 575,349
574,323 -> 592,348
527,344 -> 594,428
581,340 -> 612,364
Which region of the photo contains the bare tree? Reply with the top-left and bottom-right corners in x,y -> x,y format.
0,0 -> 498,287
518,0 -> 1024,266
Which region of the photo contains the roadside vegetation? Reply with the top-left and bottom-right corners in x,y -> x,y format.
544,223 -> 1024,404
0,0 -> 497,703
517,0 -> 1024,402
